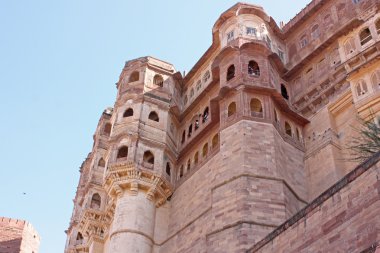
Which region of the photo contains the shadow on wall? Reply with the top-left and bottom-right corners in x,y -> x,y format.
0,238 -> 22,252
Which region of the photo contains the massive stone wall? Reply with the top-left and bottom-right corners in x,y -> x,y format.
248,152 -> 380,253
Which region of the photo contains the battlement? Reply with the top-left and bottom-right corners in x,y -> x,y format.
0,217 -> 40,253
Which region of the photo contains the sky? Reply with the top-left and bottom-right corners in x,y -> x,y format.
0,0 -> 310,252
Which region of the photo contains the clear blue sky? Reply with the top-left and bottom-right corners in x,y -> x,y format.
0,1 -> 310,252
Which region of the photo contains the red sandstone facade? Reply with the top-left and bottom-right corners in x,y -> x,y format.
65,1 -> 380,253
0,217 -> 40,253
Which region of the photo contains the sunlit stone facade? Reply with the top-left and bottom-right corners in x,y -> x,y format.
65,1 -> 380,252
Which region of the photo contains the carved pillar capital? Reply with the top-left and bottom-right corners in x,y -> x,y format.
104,162 -> 173,207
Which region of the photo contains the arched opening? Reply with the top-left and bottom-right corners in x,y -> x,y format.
194,152 -> 199,165
274,110 -> 279,123
227,102 -> 237,117
360,28 -> 372,46
203,107 -> 209,123
148,111 -> 159,122
248,61 -> 260,76
166,162 -> 171,176
90,193 -> 101,209
285,122 -> 292,136
376,19 -> 380,34
123,108 -> 134,118
188,124 -> 193,137
195,119 -> 199,130
179,165 -> 184,178
103,123 -> 112,136
153,74 -> 164,87
250,98 -> 263,117
371,70 -> 380,90
129,71 -> 139,82
203,70 -> 211,83
98,158 -> 105,167
76,232 -> 83,242
356,79 -> 368,97
184,95 -> 188,105
311,24 -> 319,39
190,88 -> 194,98
202,143 -> 208,157
212,134 -> 219,149
281,84 -> 289,100
300,35 -> 308,48
187,159 -> 191,171
296,128 -> 300,141
181,130 -> 186,144
344,38 -> 355,55
117,146 -> 128,159
226,65 -> 235,81
143,151 -> 154,165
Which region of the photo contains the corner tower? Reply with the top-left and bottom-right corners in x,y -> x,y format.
103,57 -> 179,253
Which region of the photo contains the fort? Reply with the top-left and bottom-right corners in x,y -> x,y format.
65,1 -> 380,252
0,217 -> 40,253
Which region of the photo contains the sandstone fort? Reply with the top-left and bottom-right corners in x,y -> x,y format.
65,1 -> 380,252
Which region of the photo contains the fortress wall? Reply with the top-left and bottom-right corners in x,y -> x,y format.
250,156 -> 380,253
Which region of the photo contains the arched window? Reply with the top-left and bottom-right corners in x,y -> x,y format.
227,65 -> 235,81
123,108 -> 133,118
184,95 -> 188,105
129,71 -> 139,82
166,162 -> 171,176
148,111 -> 159,122
250,98 -> 263,117
274,110 -> 279,123
281,84 -> 289,100
248,61 -> 260,76
190,88 -> 195,98
300,35 -> 308,48
90,193 -> 101,209
376,19 -> 380,34
143,151 -> 154,165
371,70 -> 380,89
195,119 -> 199,130
311,24 -> 319,39
228,102 -> 237,117
181,130 -> 186,144
188,124 -> 193,137
203,70 -> 211,83
360,28 -> 372,46
202,143 -> 208,157
187,159 -> 191,171
76,232 -> 83,242
285,122 -> 292,136
179,165 -> 184,178
194,152 -> 199,165
203,107 -> 209,123
296,128 -> 300,141
344,38 -> 356,55
103,123 -> 112,136
196,80 -> 202,91
356,79 -> 368,97
117,146 -> 128,159
98,158 -> 105,167
212,134 -> 219,149
153,74 -> 164,87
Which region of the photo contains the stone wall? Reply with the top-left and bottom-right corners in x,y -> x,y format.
0,217 -> 40,253
248,152 -> 380,253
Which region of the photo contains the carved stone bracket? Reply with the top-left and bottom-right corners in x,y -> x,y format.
104,162 -> 173,208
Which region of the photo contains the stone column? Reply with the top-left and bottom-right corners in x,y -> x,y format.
109,192 -> 156,253
104,162 -> 173,253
